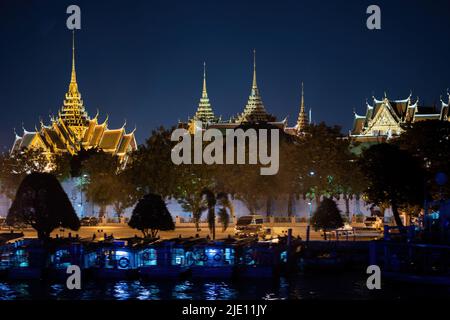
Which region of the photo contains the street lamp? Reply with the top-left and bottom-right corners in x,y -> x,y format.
78,174 -> 88,218
308,201 -> 312,224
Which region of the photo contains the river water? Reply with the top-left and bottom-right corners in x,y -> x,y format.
1,272 -> 449,300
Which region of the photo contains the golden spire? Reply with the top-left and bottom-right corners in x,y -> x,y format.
71,30 -> 76,84
202,61 -> 208,98
252,49 -> 258,94
59,30 -> 89,141
296,82 -> 309,132
68,30 -> 79,95
300,82 -> 305,113
193,62 -> 216,124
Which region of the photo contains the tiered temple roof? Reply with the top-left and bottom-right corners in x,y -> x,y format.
11,32 -> 137,162
351,92 -> 450,142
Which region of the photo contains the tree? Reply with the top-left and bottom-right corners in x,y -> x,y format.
358,143 -> 425,229
310,198 -> 343,239
128,193 -> 175,238
81,151 -> 120,220
217,193 -> 233,232
126,127 -> 182,199
0,149 -> 50,200
200,189 -> 233,239
6,172 -> 80,240
297,123 -> 355,203
111,171 -> 137,221
177,158 -> 215,231
178,194 -> 207,231
395,120 -> 450,200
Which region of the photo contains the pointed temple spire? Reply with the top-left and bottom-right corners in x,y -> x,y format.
296,82 -> 309,132
71,30 -> 77,84
192,62 -> 216,124
202,61 -> 208,99
251,49 -> 258,96
58,30 -> 89,141
238,49 -> 274,123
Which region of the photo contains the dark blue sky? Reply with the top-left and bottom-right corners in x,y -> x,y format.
1,0 -> 450,150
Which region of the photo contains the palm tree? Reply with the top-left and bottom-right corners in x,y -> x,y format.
178,194 -> 207,231
201,189 -> 233,240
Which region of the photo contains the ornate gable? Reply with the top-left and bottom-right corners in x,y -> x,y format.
364,102 -> 402,137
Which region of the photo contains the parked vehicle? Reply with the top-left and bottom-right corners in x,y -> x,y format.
364,216 -> 383,230
335,223 -> 355,236
235,215 -> 265,238
80,217 -> 99,226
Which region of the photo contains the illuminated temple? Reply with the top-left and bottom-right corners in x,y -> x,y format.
185,50 -> 310,135
11,33 -> 137,162
350,92 -> 450,143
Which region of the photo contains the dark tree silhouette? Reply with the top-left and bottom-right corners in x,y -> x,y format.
6,172 -> 80,240
128,193 -> 175,238
200,189 -> 233,239
395,120 -> 450,200
310,198 -> 344,237
359,143 -> 425,229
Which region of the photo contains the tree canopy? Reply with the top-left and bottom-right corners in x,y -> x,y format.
310,197 -> 344,232
128,193 -> 175,238
0,149 -> 50,200
6,172 -> 80,240
359,143 -> 425,228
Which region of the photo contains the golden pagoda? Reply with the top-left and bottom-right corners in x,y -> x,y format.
11,31 -> 137,162
237,50 -> 276,123
294,82 -> 309,133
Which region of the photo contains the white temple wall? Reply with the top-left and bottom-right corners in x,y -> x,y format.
0,178 -> 383,221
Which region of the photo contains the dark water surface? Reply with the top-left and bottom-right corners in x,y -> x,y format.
1,272 -> 449,300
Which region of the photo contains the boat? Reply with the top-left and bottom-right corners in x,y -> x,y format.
47,240 -> 85,280
235,241 -> 280,278
5,239 -> 46,280
83,239 -> 137,280
188,240 -> 236,279
136,238 -> 192,280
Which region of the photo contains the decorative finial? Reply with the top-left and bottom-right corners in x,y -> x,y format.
202,61 -> 207,98
71,30 -> 77,84
251,49 -> 258,93
300,82 -> 305,113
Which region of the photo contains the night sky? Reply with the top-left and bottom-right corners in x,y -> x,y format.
1,0 -> 450,150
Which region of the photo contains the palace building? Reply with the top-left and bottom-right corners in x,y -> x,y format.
185,50 -> 310,135
11,32 -> 137,162
350,92 -> 450,143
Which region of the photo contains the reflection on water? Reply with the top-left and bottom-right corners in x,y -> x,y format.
1,273 -> 450,300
